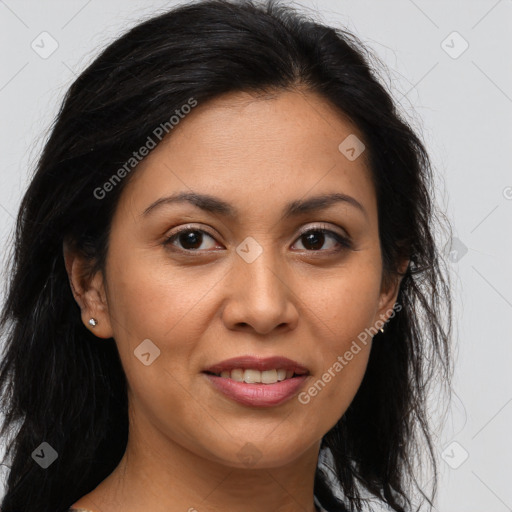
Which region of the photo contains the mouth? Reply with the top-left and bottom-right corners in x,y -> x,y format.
201,356 -> 310,407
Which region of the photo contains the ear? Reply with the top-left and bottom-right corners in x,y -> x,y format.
374,258 -> 409,327
63,239 -> 114,339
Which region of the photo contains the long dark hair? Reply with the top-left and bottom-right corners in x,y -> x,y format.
0,1 -> 452,511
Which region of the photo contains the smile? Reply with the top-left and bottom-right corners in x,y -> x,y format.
205,368 -> 300,384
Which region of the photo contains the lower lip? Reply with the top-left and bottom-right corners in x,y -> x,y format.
203,373 -> 308,407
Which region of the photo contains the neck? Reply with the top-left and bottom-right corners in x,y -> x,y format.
73,406 -> 322,512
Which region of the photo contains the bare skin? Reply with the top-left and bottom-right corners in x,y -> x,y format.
65,88 -> 405,512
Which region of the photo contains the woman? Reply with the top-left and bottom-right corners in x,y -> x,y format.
0,1 -> 452,511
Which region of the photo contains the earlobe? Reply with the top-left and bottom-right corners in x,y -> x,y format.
62,240 -> 114,339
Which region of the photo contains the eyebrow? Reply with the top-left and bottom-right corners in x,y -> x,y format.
142,191 -> 367,220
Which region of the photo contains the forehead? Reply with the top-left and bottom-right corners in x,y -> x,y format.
116,89 -> 375,220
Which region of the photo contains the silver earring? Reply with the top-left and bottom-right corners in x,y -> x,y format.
88,318 -> 98,327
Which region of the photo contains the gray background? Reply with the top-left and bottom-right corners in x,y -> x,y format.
0,0 -> 511,510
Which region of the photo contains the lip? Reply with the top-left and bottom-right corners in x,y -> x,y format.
202,355 -> 310,408
202,355 -> 309,375
203,373 -> 309,407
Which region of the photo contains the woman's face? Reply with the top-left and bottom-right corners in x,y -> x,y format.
86,89 -> 400,468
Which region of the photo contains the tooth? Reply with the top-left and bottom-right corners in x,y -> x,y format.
243,369 -> 261,383
217,368 -> 297,383
231,369 -> 244,382
261,369 -> 278,384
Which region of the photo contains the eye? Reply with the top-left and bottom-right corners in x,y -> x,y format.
163,224 -> 352,254
291,225 -> 352,253
163,227 -> 220,252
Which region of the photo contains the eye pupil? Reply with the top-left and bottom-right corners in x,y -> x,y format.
303,231 -> 325,250
180,231 -> 202,250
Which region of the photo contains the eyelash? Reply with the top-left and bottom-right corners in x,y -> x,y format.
163,224 -> 352,254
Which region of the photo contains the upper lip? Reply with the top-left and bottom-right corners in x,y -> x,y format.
203,356 -> 309,375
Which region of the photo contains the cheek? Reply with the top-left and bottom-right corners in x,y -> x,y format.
105,242 -> 220,343
103,246 -> 220,400
308,261 -> 381,349
299,265 -> 380,418
103,254 -> 214,446
300,321 -> 372,431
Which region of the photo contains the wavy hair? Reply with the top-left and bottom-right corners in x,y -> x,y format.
0,1 -> 452,511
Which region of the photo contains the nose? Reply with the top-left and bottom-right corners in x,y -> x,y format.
220,246 -> 299,336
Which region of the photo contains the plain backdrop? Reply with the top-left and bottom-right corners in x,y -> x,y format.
0,1 -> 511,510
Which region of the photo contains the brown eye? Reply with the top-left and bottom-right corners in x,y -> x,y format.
164,228 -> 219,251
301,230 -> 328,251
292,228 -> 351,252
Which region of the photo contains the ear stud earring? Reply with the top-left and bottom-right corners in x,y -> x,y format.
88,318 -> 98,327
